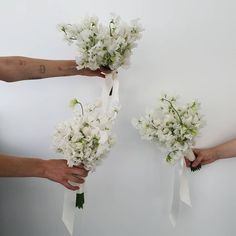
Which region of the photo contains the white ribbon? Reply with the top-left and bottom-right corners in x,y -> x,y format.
62,71 -> 119,235
62,182 -> 85,235
101,71 -> 119,112
169,149 -> 194,226
62,188 -> 76,235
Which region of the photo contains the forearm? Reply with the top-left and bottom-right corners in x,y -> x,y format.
0,154 -> 88,190
0,154 -> 46,177
212,139 -> 236,160
0,56 -> 81,82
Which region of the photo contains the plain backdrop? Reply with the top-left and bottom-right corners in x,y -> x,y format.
0,0 -> 236,235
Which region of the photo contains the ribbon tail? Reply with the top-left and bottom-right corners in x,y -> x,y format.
102,71 -> 119,113
111,79 -> 119,105
62,182 -> 85,235
169,158 -> 192,226
101,74 -> 114,112
62,190 -> 76,235
179,159 -> 192,207
169,163 -> 181,227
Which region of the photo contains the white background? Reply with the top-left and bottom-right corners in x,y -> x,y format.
0,0 -> 236,235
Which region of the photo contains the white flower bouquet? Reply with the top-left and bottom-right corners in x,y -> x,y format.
58,14 -> 143,71
133,94 -> 204,171
53,99 -> 120,208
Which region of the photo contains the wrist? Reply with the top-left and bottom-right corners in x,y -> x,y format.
67,60 -> 79,75
210,147 -> 221,161
37,159 -> 49,178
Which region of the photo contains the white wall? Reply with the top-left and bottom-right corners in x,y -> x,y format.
0,0 -> 236,235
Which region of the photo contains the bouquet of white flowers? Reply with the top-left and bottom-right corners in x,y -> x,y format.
133,94 -> 203,171
58,14 -> 143,71
133,94 -> 204,226
53,99 -> 120,208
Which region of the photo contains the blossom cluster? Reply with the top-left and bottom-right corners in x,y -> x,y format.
133,94 -> 203,164
58,15 -> 143,70
53,99 -> 120,171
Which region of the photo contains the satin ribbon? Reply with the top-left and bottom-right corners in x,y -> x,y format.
62,71 -> 119,235
101,71 -> 119,112
169,149 -> 194,226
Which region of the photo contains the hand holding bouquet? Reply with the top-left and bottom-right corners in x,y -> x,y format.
53,99 -> 120,208
133,94 -> 204,171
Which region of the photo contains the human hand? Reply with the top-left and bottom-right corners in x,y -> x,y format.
185,148 -> 218,169
78,67 -> 112,78
43,159 -> 88,190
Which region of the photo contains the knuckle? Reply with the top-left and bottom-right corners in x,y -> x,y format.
78,169 -> 87,177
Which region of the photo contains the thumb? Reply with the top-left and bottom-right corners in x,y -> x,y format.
184,157 -> 191,167
192,150 -> 203,167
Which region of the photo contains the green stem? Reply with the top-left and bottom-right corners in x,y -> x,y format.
166,149 -> 179,162
109,20 -> 114,37
168,149 -> 179,156
78,101 -> 84,116
162,98 -> 183,124
69,37 -> 77,41
61,25 -> 77,41
76,192 -> 85,209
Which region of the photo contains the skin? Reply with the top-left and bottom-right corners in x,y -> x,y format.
0,56 -> 110,190
0,56 -> 110,82
0,155 -> 88,190
185,139 -> 236,168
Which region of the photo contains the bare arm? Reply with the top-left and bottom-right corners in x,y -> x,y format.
186,138 -> 236,168
0,154 -> 88,190
0,56 -> 109,82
